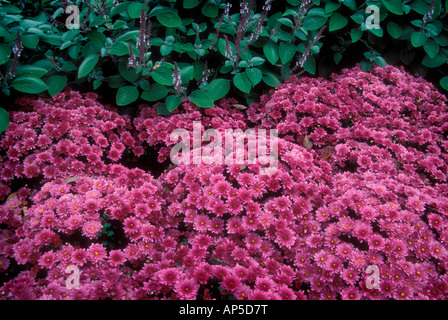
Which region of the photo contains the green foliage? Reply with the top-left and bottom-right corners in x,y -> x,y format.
1,0 -> 448,116
0,107 -> 9,134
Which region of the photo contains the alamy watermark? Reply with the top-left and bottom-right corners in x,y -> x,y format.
170,121 -> 278,175
365,264 -> 380,290
65,265 -> 80,289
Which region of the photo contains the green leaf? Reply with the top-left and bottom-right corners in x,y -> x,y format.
411,31 -> 427,47
180,65 -> 194,83
207,79 -> 230,100
202,1 -> 218,18
141,84 -> 168,101
325,2 -> 341,13
361,61 -> 373,71
88,30 -> 107,46
127,3 -> 146,19
233,73 -> 252,93
151,66 -> 174,86
329,12 -> 348,31
422,53 -> 446,68
0,43 -> 11,65
245,68 -> 263,86
342,0 -> 357,10
110,41 -> 129,56
279,41 -> 296,64
12,76 -> 48,94
262,72 -> 281,87
21,34 -> 39,49
303,55 -> 316,75
189,90 -> 214,108
0,108 -> 9,135
184,0 -> 200,9
118,60 -> 139,82
78,54 -> 98,78
277,17 -> 294,28
387,22 -> 402,39
116,86 -> 139,106
423,40 -> 440,58
350,28 -> 362,42
157,103 -> 171,115
303,10 -> 328,30
374,56 -> 387,68
381,0 -> 403,15
160,44 -> 172,56
263,42 -> 279,65
157,9 -> 182,27
47,75 -> 68,96
116,30 -> 140,42
333,52 -> 343,64
440,76 -> 448,91
166,95 -> 182,112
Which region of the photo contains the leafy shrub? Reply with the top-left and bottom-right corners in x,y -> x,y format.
1,0 -> 448,114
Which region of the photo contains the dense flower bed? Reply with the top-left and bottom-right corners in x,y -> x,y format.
1,64 -> 448,300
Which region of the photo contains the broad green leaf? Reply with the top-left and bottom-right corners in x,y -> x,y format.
361,60 -> 373,71
0,43 -> 11,65
303,11 -> 328,30
141,84 -> 168,101
157,103 -> 171,115
422,53 -> 446,68
423,40 -> 440,58
387,22 -> 402,39
233,73 -> 252,93
12,76 -> 48,94
245,68 -> 263,86
207,79 -> 230,100
88,30 -> 107,46
180,65 -> 194,83
157,9 -> 182,27
325,2 -> 341,13
47,75 -> 68,96
262,72 -> 281,87
151,66 -> 174,86
342,0 -> 357,10
184,0 -> 200,9
334,52 -> 343,64
277,17 -> 293,28
279,41 -> 296,64
202,1 -> 218,18
381,0 -> 403,15
440,76 -> 448,91
127,3 -> 146,19
0,108 -> 9,134
411,31 -> 427,47
116,86 -> 139,106
263,42 -> 279,65
21,34 -> 39,49
189,90 -> 214,108
110,41 -> 129,56
329,12 -> 348,31
78,54 -> 98,78
303,55 -> 316,75
374,56 -> 387,67
350,28 -> 362,42
160,44 -> 172,56
116,30 -> 140,42
107,75 -> 126,88
118,60 -> 139,82
166,95 -> 182,112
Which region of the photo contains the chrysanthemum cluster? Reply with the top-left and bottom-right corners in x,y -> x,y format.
0,89 -> 143,200
1,64 -> 448,300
